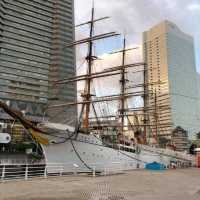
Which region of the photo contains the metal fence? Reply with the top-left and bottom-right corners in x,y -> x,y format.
0,160 -> 194,182
0,162 -> 126,182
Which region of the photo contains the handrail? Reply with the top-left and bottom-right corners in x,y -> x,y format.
0,161 -> 135,182
0,159 -> 193,182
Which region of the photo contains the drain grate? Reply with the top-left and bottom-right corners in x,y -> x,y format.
104,195 -> 126,200
76,189 -> 130,200
73,182 -> 135,200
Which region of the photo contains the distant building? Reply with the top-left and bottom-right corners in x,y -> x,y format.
0,0 -> 76,122
172,126 -> 189,152
143,20 -> 200,139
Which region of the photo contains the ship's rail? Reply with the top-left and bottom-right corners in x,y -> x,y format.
139,144 -> 195,163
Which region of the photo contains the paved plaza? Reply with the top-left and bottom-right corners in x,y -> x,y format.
0,169 -> 200,200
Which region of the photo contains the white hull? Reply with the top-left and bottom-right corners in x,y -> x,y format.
41,130 -> 193,173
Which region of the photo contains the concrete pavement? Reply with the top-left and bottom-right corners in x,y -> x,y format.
0,168 -> 200,200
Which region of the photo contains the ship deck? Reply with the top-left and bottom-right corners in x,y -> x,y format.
0,168 -> 200,200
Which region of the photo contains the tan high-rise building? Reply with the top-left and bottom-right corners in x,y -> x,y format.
143,20 -> 200,139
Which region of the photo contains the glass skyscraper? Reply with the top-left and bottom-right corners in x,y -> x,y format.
143,20 -> 200,139
0,0 -> 76,122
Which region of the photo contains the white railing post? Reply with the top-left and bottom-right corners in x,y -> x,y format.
25,165 -> 28,180
107,167 -> 110,175
60,165 -> 63,177
1,165 -> 5,181
104,167 -> 107,176
73,164 -> 79,176
92,166 -> 96,177
44,166 -> 47,179
73,167 -> 77,176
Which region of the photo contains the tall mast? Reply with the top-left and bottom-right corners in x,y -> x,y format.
50,9 -> 155,137
82,7 -> 95,132
58,6 -> 120,134
120,36 -> 127,134
105,37 -> 140,136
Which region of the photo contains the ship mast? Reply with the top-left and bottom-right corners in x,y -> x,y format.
82,7 -> 95,132
120,36 -> 126,135
50,8 -> 157,137
64,6 -> 120,134
112,37 -> 139,137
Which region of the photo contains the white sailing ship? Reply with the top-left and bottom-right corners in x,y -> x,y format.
39,7 -> 194,173
0,6 -> 194,173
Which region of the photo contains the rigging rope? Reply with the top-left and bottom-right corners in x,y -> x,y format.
70,139 -> 93,171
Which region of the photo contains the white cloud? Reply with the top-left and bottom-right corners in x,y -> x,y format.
75,0 -> 200,71
188,3 -> 200,10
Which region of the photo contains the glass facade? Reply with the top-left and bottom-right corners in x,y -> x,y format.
0,0 -> 76,121
143,20 -> 200,138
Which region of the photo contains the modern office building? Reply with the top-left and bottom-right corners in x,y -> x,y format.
0,0 -> 76,122
143,20 -> 200,139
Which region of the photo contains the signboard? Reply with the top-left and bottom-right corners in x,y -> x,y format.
0,133 -> 11,144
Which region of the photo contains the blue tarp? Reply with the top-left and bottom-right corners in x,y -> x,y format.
145,162 -> 166,170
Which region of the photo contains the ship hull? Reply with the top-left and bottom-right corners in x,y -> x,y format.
41,132 -> 186,173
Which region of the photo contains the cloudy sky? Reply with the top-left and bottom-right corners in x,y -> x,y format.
75,0 -> 200,72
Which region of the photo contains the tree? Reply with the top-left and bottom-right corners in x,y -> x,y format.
197,132 -> 200,140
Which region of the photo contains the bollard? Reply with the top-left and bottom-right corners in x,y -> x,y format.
44,166 -> 47,179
